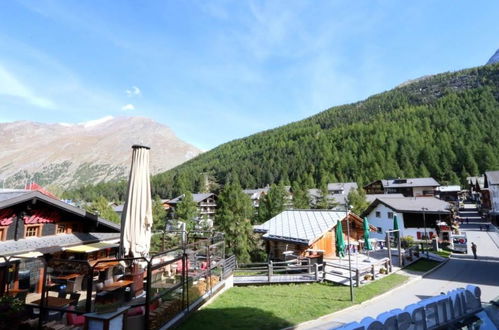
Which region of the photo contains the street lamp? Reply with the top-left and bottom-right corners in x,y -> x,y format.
421,207 -> 429,258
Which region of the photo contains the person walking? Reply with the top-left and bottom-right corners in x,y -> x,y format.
471,242 -> 477,259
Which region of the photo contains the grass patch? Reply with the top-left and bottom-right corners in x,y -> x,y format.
404,259 -> 441,272
179,273 -> 408,330
434,250 -> 452,258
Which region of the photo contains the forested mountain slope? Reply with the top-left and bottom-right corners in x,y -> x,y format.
66,64 -> 499,201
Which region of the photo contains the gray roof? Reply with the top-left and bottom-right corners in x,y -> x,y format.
485,171 -> 499,185
255,210 -> 346,245
467,176 -> 485,189
168,193 -> 216,204
363,197 -> 452,217
0,190 -> 120,231
0,232 -> 120,256
365,194 -> 405,203
327,182 -> 358,193
382,177 -> 440,188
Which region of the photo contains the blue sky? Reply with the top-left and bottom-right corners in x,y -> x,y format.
0,1 -> 498,150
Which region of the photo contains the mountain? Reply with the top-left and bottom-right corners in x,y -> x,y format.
0,116 -> 201,189
487,48 -> 499,65
149,64 -> 499,197
64,63 -> 499,202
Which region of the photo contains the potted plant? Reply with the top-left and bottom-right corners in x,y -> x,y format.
0,295 -> 29,330
363,274 -> 373,281
379,268 -> 387,274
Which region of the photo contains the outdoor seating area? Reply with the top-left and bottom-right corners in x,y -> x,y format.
0,233 -> 234,330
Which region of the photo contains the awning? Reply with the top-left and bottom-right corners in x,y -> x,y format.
16,251 -> 43,258
64,242 -> 118,253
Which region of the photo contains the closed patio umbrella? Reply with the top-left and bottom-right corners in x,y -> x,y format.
119,145 -> 153,258
393,214 -> 400,244
335,220 -> 345,258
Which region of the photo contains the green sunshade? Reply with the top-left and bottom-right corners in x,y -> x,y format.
393,214 -> 400,242
363,217 -> 373,251
336,219 -> 345,258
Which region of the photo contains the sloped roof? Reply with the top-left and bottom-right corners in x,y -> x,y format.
467,176 -> 485,189
168,193 -> 216,204
362,197 -> 452,217
365,194 -> 405,203
0,232 -> 120,257
327,182 -> 358,193
255,210 -> 346,245
0,190 -> 120,231
485,171 -> 499,185
383,177 -> 440,188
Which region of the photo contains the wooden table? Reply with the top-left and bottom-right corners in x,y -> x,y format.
53,273 -> 80,280
102,280 -> 133,292
31,296 -> 74,308
92,260 -> 119,271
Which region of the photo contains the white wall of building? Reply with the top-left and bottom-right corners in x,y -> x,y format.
366,203 -> 435,240
365,204 -> 405,240
490,184 -> 499,214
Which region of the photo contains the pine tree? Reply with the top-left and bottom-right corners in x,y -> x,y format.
291,181 -> 310,209
175,191 -> 198,231
346,188 -> 370,215
315,185 -> 336,209
152,196 -> 167,231
85,196 -> 120,224
215,181 -> 254,263
258,183 -> 287,223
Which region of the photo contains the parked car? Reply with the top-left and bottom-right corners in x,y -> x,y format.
450,233 -> 468,254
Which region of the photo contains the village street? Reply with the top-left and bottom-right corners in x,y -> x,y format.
297,223 -> 499,329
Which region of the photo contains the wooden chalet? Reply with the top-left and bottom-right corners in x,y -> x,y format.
254,210 -> 376,261
364,177 -> 440,197
0,189 -> 120,296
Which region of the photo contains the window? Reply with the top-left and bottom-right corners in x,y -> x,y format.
377,227 -> 382,234
388,212 -> 394,219
375,211 -> 381,218
25,225 -> 42,238
56,224 -> 66,234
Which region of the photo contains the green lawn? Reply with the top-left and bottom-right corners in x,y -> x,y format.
179,273 -> 408,330
404,259 -> 441,272
434,250 -> 452,258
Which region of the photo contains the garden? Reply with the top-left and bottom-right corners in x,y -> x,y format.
179,273 -> 408,330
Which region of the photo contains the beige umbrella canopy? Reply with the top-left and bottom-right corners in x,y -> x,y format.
119,145 -> 153,258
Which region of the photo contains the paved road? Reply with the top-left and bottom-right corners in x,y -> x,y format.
297,222 -> 499,330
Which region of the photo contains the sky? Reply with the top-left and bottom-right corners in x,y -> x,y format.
0,1 -> 498,150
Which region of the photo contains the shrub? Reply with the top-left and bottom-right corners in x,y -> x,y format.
401,236 -> 414,249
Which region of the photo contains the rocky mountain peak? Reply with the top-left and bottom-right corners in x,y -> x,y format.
486,48 -> 499,65
0,116 -> 202,189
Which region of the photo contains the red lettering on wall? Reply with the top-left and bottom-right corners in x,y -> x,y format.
23,209 -> 61,224
0,209 -> 15,226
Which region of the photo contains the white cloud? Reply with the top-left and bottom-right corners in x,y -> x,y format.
125,86 -> 141,97
0,65 -> 56,109
121,104 -> 135,111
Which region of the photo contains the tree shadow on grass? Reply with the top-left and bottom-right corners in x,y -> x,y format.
178,307 -> 293,330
